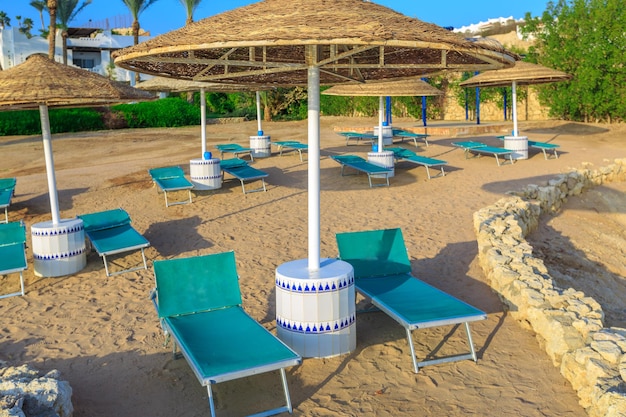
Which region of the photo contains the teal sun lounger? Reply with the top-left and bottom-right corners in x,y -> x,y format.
78,208 -> 150,277
392,129 -> 430,147
331,154 -> 393,187
216,143 -> 254,161
220,158 -> 269,194
151,251 -> 301,417
273,141 -> 308,162
0,221 -> 27,299
336,131 -> 378,146
336,228 -> 486,373
148,166 -> 194,207
452,141 -> 514,166
496,136 -> 561,159
387,147 -> 447,179
0,178 -> 17,223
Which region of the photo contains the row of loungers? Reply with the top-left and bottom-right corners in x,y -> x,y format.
150,227 -> 485,416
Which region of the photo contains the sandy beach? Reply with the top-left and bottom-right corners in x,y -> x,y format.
1,116 -> 625,416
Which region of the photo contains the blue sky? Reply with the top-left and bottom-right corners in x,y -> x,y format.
1,0 -> 549,36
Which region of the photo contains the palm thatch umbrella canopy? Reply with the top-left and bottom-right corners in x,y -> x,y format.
114,0 -> 516,272
0,54 -> 154,225
112,0 -> 516,86
323,78 -> 443,149
322,78 -> 443,97
459,61 -> 571,136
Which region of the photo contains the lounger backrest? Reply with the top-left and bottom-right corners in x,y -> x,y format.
0,178 -> 16,191
154,251 -> 242,318
0,221 -> 26,246
336,228 -> 412,278
149,166 -> 184,180
79,208 -> 131,231
220,158 -> 249,169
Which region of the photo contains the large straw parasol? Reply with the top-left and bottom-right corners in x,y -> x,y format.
0,54 -> 154,226
114,0 -> 516,272
323,78 -> 443,151
459,61 -> 571,136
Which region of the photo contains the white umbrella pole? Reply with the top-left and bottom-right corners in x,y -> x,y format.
39,104 -> 61,225
512,81 -> 518,137
256,91 -> 263,134
200,87 -> 207,155
307,67 -> 321,272
378,96 -> 384,152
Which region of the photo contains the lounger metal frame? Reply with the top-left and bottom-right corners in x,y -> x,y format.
336,131 -> 378,146
529,141 -> 560,159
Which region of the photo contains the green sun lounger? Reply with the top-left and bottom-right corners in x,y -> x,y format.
78,208 -> 150,277
273,141 -> 308,162
336,228 -> 486,373
220,158 -> 269,194
392,129 -> 430,147
152,251 -> 301,417
0,178 -> 17,224
331,154 -> 393,187
528,140 -> 560,159
496,136 -> 561,159
148,166 -> 194,207
387,147 -> 447,179
215,143 -> 254,161
0,221 -> 27,299
452,141 -> 514,166
336,131 -> 378,146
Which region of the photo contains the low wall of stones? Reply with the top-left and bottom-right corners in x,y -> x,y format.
473,159 -> 626,417
0,361 -> 73,417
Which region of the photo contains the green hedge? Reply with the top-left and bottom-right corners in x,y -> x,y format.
0,108 -> 105,136
112,97 -> 201,128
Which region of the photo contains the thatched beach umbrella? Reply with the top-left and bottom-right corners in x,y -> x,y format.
113,0 -> 516,272
0,54 -> 154,277
459,61 -> 571,137
323,78 -> 443,151
0,54 -> 154,225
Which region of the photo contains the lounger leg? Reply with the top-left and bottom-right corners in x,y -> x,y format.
140,248 -> 148,271
19,271 -> 25,296
425,166 -> 432,180
440,167 -> 446,177
464,322 -> 478,362
554,150 -> 559,159
280,368 -> 294,414
3,207 -> 7,223
207,385 -> 218,417
163,191 -> 170,207
103,254 -> 111,277
406,328 -> 420,373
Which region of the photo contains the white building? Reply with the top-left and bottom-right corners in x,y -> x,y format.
0,26 -> 149,83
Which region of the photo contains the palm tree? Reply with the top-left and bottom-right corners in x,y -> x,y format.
47,0 -> 57,59
179,0 -> 202,25
57,0 -> 92,64
30,1 -> 47,30
120,0 -> 159,83
0,11 -> 12,29
179,0 -> 202,101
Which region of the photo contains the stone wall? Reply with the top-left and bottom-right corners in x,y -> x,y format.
473,159 -> 626,417
0,361 -> 73,417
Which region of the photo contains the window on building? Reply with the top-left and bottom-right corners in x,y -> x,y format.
73,58 -> 95,69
